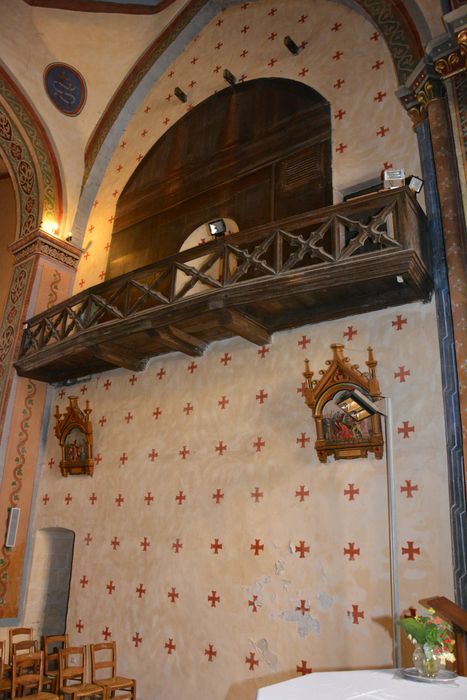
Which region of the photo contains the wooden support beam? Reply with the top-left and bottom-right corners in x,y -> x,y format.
155,325 -> 206,357
220,309 -> 270,346
93,341 -> 148,372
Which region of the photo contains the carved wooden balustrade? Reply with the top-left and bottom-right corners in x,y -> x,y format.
15,187 -> 431,383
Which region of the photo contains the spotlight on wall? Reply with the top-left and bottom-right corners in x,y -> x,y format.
223,69 -> 237,87
174,86 -> 187,103
65,233 -> 73,243
406,175 -> 424,194
284,35 -> 303,55
334,388 -> 384,422
383,168 -> 405,190
207,218 -> 227,238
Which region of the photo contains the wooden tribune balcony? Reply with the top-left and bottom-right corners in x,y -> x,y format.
15,187 -> 432,383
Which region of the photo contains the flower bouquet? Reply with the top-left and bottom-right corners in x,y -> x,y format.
398,608 -> 456,677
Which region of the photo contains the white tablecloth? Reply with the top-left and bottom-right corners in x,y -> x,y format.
256,669 -> 467,699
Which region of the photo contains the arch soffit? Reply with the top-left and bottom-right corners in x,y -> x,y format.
76,0 -> 424,243
0,65 -> 63,240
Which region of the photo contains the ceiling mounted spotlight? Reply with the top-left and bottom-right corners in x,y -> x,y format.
174,87 -> 187,103
284,35 -> 302,55
223,69 -> 237,87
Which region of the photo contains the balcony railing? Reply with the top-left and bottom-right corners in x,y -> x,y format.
15,187 -> 431,382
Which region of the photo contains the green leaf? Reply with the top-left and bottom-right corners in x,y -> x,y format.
397,617 -> 427,645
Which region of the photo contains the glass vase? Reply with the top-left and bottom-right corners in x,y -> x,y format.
412,644 -> 441,678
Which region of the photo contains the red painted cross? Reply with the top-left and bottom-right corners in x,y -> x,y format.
334,78 -> 345,88
402,541 -> 420,560
218,396 -> 229,409
253,437 -> 265,452
298,68 -> 309,79
187,361 -> 198,373
65,493 -> 72,505
250,539 -> 264,556
298,14 -> 308,23
120,141 -> 127,149
115,493 -> 124,507
111,537 -> 120,550
392,314 -> 407,330
83,250 -> 90,260
211,538 -> 223,554
239,73 -> 248,82
104,241 -> 111,251
140,130 -> 148,138
296,660 -> 312,675
372,59 -> 384,70
107,216 -> 114,225
343,325 -> 357,341
216,18 -> 223,26
179,445 -> 190,460
136,583 -> 146,599
76,619 -> 84,633
370,31 -> 380,41
376,125 -> 389,138
165,639 -> 176,654
344,483 -> 359,501
296,432 -> 310,448
132,632 -> 142,647
213,65 -> 221,73
106,580 -> 116,595
241,24 -> 250,33
205,644 -> 217,661
398,421 -> 415,439
212,488 -> 224,504
168,587 -> 179,603
268,58 -> 278,67
251,487 -> 263,502
268,32 -> 277,40
157,368 -> 166,379
165,93 -> 173,101
43,493 -> 50,505
89,492 -> 97,505
58,389 -> 66,398
184,402 -> 194,415
124,411 -> 133,424
268,8 -> 277,15
136,154 -> 143,162
175,490 -> 186,505
102,627 -> 112,641
394,366 -> 410,383
208,590 -> 220,607
335,143 -> 347,153
374,91 -> 387,102
94,453 -> 102,465
240,49 -> 249,58
334,109 -> 346,120
256,389 -> 268,404
249,595 -> 259,612
80,575 -> 88,588
84,533 -> 92,545
257,345 -> 270,358
331,21 -> 342,31
296,599 -> 310,615
298,335 -> 310,349
190,56 -> 198,64
215,42 -> 223,50
172,538 -> 183,553
295,540 -> 310,558
401,480 -> 418,498
215,441 -> 227,456
349,604 -> 364,624
344,542 -> 360,560
144,104 -> 151,112
129,374 -> 138,385
80,385 -> 88,394
220,352 -> 232,366
99,415 -> 107,427
144,492 -> 154,505
148,448 -> 158,461
332,50 -> 343,60
119,452 -> 128,466
140,537 -> 150,551
99,270 -> 105,281
245,652 -> 259,671
295,485 -> 310,502
153,407 -> 162,419
188,80 -> 197,88
93,199 -> 99,207
116,164 -> 123,173
296,382 -> 306,397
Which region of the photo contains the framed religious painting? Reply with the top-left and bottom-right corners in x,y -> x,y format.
54,396 -> 94,476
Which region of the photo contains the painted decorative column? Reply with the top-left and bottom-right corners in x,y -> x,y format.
0,230 -> 80,619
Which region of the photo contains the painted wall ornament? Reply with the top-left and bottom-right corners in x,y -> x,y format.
54,396 -> 94,476
44,63 -> 87,116
302,344 -> 384,463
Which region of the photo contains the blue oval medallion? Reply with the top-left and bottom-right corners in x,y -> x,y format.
44,63 -> 87,116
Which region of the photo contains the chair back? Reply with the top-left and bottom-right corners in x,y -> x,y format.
90,641 -> 117,682
59,645 -> 86,688
11,650 -> 45,697
8,627 -> 33,664
0,640 -> 5,678
12,638 -> 38,657
43,634 -> 69,675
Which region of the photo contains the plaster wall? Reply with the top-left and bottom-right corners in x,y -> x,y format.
0,175 -> 16,320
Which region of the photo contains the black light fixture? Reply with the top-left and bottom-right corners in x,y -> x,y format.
174,86 -> 187,103
207,219 -> 227,237
406,175 -> 424,194
284,35 -> 303,55
223,69 -> 237,87
334,388 -> 384,422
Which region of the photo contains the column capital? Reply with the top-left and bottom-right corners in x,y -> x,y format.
397,59 -> 445,128
428,7 -> 466,80
9,228 -> 82,269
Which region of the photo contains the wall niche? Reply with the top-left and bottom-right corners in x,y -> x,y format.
108,78 -> 332,278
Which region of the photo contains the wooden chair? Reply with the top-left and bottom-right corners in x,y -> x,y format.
43,633 -> 69,693
0,641 -> 12,698
8,627 -> 34,665
90,642 -> 136,700
12,638 -> 38,657
59,645 -> 105,699
11,651 -> 60,699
